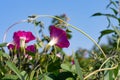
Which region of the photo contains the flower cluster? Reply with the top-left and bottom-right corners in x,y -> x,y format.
1,18 -> 73,79
7,31 -> 36,60
7,26 -> 70,60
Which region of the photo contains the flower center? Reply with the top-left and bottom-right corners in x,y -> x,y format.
20,37 -> 26,41
48,37 -> 58,46
20,37 -> 26,48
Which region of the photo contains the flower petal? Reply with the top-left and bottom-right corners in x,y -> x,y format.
26,45 -> 36,53
50,25 -> 70,48
7,43 -> 15,50
13,31 -> 35,47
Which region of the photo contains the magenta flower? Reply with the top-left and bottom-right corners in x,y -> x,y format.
13,31 -> 35,47
7,43 -> 15,50
26,45 -> 36,53
71,59 -> 75,65
48,25 -> 70,48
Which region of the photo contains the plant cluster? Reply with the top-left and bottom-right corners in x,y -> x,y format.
0,0 -> 120,80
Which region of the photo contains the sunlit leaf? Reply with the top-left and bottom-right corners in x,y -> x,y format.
0,51 -> 10,58
109,70 -> 113,80
113,65 -> 119,78
73,52 -> 83,80
104,61 -> 114,80
61,63 -> 71,72
20,71 -> 28,80
30,70 -> 35,80
2,74 -> 18,80
43,75 -> 53,80
6,61 -> 24,80
66,77 -> 74,80
71,65 -> 76,73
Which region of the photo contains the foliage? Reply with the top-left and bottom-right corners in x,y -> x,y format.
0,0 -> 120,80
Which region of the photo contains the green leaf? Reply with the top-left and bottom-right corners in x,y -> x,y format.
61,63 -> 76,73
43,75 -> 53,80
20,71 -> 28,80
104,61 -> 114,80
110,7 -> 118,15
0,63 -> 7,75
34,21 -> 41,26
106,17 -> 111,28
0,43 -> 7,47
109,70 -> 113,80
66,29 -> 72,33
71,65 -> 76,73
6,61 -> 23,80
98,29 -> 115,43
2,74 -> 18,79
47,58 -> 61,72
92,13 -> 102,16
57,72 -> 75,80
67,33 -> 72,39
0,51 -> 10,58
92,13 -> 118,20
104,69 -> 114,80
30,70 -> 35,80
61,63 -> 71,72
73,52 -> 84,80
103,14 -> 117,19
106,0 -> 118,8
113,65 -> 119,78
66,77 -> 74,80
38,73 -> 56,80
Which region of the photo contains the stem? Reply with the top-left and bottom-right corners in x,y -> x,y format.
68,24 -> 106,58
36,15 -> 107,58
84,64 -> 118,80
3,20 -> 27,42
99,57 -> 111,69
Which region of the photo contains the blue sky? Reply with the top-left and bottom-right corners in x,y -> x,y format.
0,0 -> 110,54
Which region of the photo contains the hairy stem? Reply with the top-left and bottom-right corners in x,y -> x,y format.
3,20 -> 27,42
84,64 -> 118,80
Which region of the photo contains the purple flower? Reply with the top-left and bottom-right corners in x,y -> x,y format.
13,31 -> 35,47
26,45 -> 36,53
48,25 -> 70,48
71,59 -> 75,65
7,43 -> 15,50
